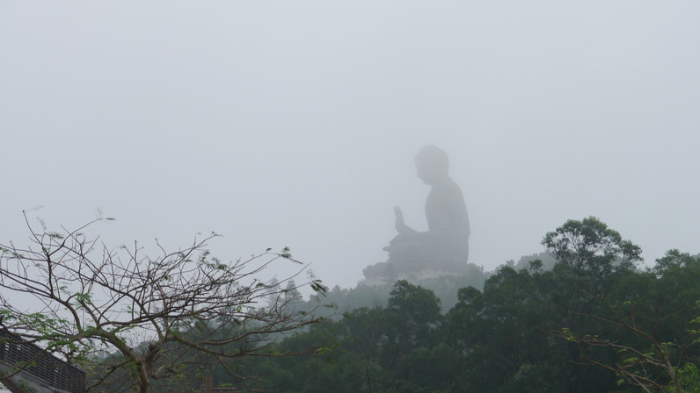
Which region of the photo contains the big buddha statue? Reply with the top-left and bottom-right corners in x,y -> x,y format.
363,145 -> 470,280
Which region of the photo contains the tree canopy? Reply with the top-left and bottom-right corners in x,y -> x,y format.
3,215 -> 700,393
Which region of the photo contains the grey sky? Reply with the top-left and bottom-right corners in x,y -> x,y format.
2,1 -> 699,290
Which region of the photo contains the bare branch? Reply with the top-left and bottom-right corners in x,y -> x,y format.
0,213 -> 326,393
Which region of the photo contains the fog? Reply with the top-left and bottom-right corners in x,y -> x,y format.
1,2 -> 699,291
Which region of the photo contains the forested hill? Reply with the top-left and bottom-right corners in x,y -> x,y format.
97,217 -> 700,393
210,218 -> 700,393
302,248 -> 557,316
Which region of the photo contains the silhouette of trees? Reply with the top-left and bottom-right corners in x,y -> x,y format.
0,213 -> 326,393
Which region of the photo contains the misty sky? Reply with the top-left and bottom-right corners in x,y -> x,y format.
2,2 -> 699,291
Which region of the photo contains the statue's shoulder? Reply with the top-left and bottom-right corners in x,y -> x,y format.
437,178 -> 465,198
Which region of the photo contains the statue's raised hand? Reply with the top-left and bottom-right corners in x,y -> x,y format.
394,206 -> 416,234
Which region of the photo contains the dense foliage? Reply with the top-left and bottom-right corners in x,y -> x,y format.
181,217 -> 700,393
8,216 -> 699,393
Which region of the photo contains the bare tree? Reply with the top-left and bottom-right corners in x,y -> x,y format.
0,213 -> 327,393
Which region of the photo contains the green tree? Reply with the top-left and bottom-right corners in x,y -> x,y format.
542,216 -> 642,281
445,266 -> 568,393
554,250 -> 700,393
385,280 -> 442,353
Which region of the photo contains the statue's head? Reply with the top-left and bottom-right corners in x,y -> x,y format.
415,145 -> 449,185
